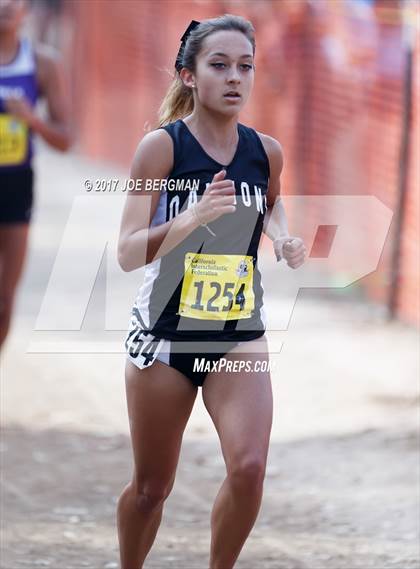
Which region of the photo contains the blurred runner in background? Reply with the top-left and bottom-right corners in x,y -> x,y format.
0,0 -> 71,349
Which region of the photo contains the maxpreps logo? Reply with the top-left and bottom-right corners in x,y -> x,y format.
31,194 -> 393,353
193,357 -> 276,374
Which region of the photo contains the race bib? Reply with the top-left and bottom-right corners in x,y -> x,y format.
125,324 -> 165,368
0,114 -> 28,166
178,253 -> 254,321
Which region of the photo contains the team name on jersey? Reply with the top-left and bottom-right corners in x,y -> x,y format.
168,181 -> 267,220
0,85 -> 25,99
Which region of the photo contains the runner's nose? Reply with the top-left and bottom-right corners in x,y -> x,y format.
227,66 -> 241,84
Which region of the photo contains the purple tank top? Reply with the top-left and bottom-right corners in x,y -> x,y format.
0,38 -> 39,171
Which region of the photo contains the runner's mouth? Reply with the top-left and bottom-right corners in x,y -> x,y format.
223,92 -> 241,101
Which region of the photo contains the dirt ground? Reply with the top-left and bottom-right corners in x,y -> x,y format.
1,144 -> 419,568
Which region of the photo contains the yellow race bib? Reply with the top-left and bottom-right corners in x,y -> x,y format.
178,253 -> 254,321
0,113 -> 28,166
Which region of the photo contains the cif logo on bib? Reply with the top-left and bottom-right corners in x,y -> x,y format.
236,259 -> 249,278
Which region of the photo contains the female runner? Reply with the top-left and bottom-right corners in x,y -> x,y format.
0,0 -> 71,348
117,14 -> 306,569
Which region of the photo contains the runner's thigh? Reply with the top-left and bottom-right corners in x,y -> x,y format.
125,359 -> 198,491
201,337 -> 273,472
0,224 -> 30,298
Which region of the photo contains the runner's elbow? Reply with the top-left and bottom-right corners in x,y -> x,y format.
118,253 -> 131,272
59,137 -> 72,152
118,240 -> 132,272
118,248 -> 136,272
55,127 -> 73,152
118,240 -> 147,272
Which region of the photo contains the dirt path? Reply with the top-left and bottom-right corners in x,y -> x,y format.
1,421 -> 418,568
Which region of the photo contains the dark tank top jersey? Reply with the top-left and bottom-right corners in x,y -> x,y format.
131,118 -> 270,343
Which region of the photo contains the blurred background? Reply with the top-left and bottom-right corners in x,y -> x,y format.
65,0 -> 419,325
1,1 -> 419,568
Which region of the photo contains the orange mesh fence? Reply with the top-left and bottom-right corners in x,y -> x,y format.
65,0 -> 419,327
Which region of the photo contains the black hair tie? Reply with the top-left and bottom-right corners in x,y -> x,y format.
175,20 -> 201,72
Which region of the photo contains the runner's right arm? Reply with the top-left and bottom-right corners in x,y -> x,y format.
118,129 -> 235,272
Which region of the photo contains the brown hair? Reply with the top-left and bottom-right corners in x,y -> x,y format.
156,14 -> 255,128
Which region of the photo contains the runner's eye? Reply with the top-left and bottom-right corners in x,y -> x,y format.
210,63 -> 253,71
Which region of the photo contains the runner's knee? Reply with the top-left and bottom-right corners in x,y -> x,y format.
228,456 -> 266,491
134,484 -> 172,513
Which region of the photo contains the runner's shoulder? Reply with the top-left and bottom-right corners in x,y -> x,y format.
130,128 -> 174,180
256,132 -> 284,176
34,42 -> 61,64
33,43 -> 63,91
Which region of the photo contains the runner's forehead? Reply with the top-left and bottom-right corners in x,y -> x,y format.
200,31 -> 254,59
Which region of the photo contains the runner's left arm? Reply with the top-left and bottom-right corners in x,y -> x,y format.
34,45 -> 72,150
259,133 -> 306,266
